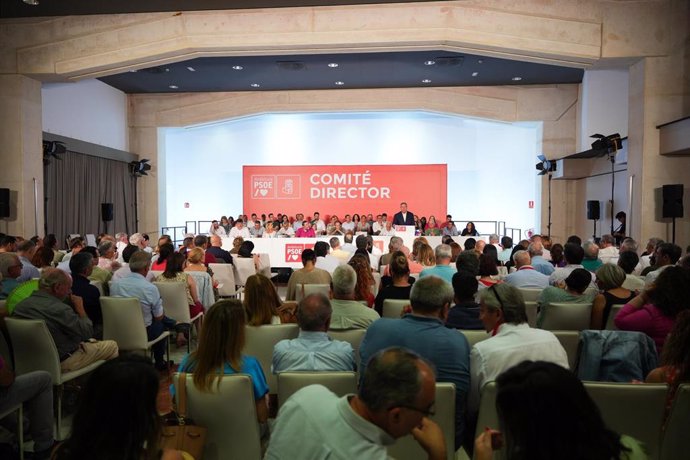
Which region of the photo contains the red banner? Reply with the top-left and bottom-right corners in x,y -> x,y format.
243,164 -> 447,221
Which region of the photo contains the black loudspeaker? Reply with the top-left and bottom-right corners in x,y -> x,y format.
662,184 -> 684,218
0,188 -> 8,218
587,200 -> 600,220
101,203 -> 114,222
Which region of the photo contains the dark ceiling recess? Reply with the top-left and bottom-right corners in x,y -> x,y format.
98,51 -> 584,94
1,0 -> 449,18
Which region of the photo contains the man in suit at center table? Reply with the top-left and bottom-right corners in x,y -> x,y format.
392,201 -> 415,226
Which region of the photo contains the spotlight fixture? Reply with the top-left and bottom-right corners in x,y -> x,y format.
42,140 -> 66,165
186,67 -> 196,72
590,133 -> 622,155
535,154 -> 556,175
129,159 -> 152,177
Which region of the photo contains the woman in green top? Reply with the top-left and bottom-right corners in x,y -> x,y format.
475,361 -> 647,460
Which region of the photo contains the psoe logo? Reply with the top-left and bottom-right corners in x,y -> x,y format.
276,175 -> 301,199
285,244 -> 304,262
252,175 -> 275,198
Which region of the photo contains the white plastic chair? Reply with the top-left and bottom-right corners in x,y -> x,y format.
0,403 -> 23,459
208,263 -> 237,297
552,330 -> 581,371
173,373 -> 262,460
296,283 -> 331,302
524,300 -> 538,327
382,299 -> 409,318
244,324 -> 300,392
5,318 -> 105,440
584,382 -> 667,460
100,296 -> 170,361
233,258 -> 257,298
388,383 -> 456,460
518,287 -> 543,301
89,280 -> 104,296
604,304 -> 625,330
277,371 -> 357,408
154,281 -> 204,352
539,302 -> 593,331
458,329 -> 490,349
372,271 -> 381,295
661,383 -> 690,460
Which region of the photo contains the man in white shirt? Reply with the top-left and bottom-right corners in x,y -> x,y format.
292,213 -> 304,232
311,211 -> 326,235
277,220 -> 295,237
208,220 -> 227,237
329,237 -> 352,263
644,242 -> 682,288
249,220 -> 264,238
341,214 -> 355,232
469,283 -> 568,414
372,214 -> 385,235
638,237 -> 664,275
598,234 -> 619,264
341,232 -> 357,253
114,232 -> 128,264
379,220 -> 396,236
503,250 -> 550,289
229,219 -> 251,239
314,241 -> 341,274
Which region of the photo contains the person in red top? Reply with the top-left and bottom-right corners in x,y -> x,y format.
295,220 -> 316,238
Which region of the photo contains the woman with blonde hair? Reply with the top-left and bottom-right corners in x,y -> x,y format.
244,273 -> 296,325
591,264 -> 635,329
178,299 -> 269,423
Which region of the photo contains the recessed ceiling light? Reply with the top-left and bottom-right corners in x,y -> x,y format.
165,68 -> 170,72
23,0 -> 39,5
232,65 -> 244,70
335,81 -> 345,86
128,70 -> 138,73
422,79 -> 432,83
250,83 -> 260,88
471,71 -> 479,77
512,76 -> 522,81
424,60 -> 436,66
168,85 -> 178,89
327,63 -> 339,68
477,59 -> 484,64
186,66 -> 196,72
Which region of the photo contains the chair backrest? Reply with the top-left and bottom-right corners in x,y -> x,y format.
518,288 -> 543,301
186,271 -> 215,309
244,324 -> 300,391
174,373 -> 262,460
4,318 -> 62,383
208,263 -> 237,297
661,383 -> 690,460
551,330 -> 581,371
154,281 -> 191,323
604,304 -> 625,330
372,271 -> 381,295
149,270 -> 163,279
328,328 -> 367,369
277,371 -> 357,408
540,302 -> 593,331
257,253 -> 272,278
382,299 -> 409,318
100,296 -> 149,352
388,383 -> 456,460
459,329 -> 490,349
474,381 -> 499,445
233,258 -> 256,288
301,284 -> 331,302
584,382 -> 667,460
524,301 -> 538,328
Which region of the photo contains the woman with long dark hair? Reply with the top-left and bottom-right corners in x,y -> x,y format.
461,221 -> 479,236
151,243 -> 174,271
348,253 -> 375,307
53,355 -> 186,460
475,361 -> 644,460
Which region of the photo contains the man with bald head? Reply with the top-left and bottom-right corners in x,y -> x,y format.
503,250 -> 550,289
272,293 -> 354,373
206,234 -> 233,263
266,347 -> 447,460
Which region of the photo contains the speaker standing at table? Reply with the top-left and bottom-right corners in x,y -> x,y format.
392,201 -> 415,226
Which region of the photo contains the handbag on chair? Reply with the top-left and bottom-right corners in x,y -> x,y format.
161,373 -> 207,460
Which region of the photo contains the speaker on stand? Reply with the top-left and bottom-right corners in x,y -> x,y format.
662,184 -> 684,244
587,200 -> 600,240
101,203 -> 113,234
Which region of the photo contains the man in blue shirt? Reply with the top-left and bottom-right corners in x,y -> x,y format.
528,242 -> 555,276
272,293 -> 354,373
419,244 -> 456,284
359,275 -> 470,450
503,250 -> 550,289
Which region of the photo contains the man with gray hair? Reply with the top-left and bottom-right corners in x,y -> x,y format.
97,239 -> 121,272
13,268 -> 118,372
380,236 -> 404,267
488,234 -> 500,249
581,241 -> 603,272
469,284 -> 568,414
598,234 -> 619,264
527,241 -> 554,276
0,252 -> 22,299
272,293 -> 354,373
503,250 -> 549,289
359,276 -> 470,449
110,251 -> 175,371
329,264 -> 380,330
266,347 -> 447,460
16,240 -> 40,282
329,236 -> 351,263
419,244 -> 456,284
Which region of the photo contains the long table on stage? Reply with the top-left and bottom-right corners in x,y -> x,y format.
221,228 -> 488,269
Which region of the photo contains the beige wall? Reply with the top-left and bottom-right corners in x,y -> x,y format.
0,0 -> 688,248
